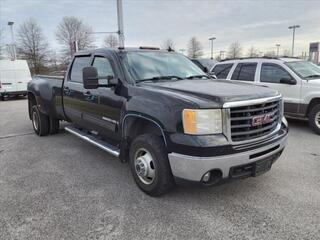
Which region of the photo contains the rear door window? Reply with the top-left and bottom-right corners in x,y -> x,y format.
231,63 -> 257,81
69,56 -> 91,83
212,64 -> 233,79
260,63 -> 293,83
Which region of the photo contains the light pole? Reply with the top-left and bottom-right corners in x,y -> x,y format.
7,21 -> 17,60
209,37 -> 216,59
276,44 -> 281,57
288,25 -> 300,57
117,0 -> 124,48
86,0 -> 125,48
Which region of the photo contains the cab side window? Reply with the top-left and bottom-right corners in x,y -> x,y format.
231,63 -> 257,81
260,63 -> 292,83
69,56 -> 91,83
92,57 -> 115,84
212,64 -> 233,79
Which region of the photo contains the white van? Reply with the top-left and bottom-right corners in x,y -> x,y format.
0,60 -> 32,100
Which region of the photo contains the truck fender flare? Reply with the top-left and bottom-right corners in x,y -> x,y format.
121,113 -> 167,146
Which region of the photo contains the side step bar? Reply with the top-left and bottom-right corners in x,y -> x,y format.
65,126 -> 120,157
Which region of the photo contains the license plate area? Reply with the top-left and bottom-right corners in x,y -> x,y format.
229,152 -> 281,179
253,157 -> 273,176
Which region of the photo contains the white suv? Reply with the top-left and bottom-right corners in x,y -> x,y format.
211,58 -> 320,134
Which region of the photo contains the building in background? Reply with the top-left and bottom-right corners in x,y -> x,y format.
309,42 -> 320,64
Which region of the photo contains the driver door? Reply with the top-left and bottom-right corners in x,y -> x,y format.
257,63 -> 301,115
81,55 -> 124,143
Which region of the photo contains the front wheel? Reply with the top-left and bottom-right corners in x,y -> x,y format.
129,134 -> 174,196
309,104 -> 320,135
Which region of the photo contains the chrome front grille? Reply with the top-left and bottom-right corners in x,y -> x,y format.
229,99 -> 281,142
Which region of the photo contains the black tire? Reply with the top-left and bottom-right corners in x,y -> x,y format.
31,105 -> 50,136
129,134 -> 174,196
309,104 -> 320,135
0,95 -> 4,101
49,118 -> 60,134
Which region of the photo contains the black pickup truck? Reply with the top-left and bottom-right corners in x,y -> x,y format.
28,47 -> 288,196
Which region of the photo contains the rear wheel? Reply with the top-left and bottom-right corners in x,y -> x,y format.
0,95 -> 4,101
49,118 -> 60,134
309,104 -> 320,135
129,134 -> 174,196
31,105 -> 50,136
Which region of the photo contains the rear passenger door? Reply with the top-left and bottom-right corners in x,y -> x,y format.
230,62 -> 258,82
63,55 -> 92,126
257,63 -> 300,114
211,63 -> 233,79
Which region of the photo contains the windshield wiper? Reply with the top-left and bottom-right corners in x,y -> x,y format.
185,74 -> 210,79
305,74 -> 320,79
137,75 -> 183,83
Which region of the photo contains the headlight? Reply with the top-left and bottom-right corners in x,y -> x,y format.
182,109 -> 222,135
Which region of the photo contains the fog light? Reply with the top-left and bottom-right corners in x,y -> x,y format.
202,172 -> 211,182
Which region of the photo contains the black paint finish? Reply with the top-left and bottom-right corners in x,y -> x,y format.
28,48 -> 285,157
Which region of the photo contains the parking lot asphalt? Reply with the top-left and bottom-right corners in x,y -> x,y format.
0,98 -> 319,240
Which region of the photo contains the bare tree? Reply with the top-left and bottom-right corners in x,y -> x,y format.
0,28 -> 5,59
56,16 -> 94,57
17,18 -> 49,74
161,38 -> 175,50
247,46 -> 259,57
187,37 -> 203,58
103,34 -> 119,48
227,42 -> 242,59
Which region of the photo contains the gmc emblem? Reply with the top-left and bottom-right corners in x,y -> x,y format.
252,113 -> 274,127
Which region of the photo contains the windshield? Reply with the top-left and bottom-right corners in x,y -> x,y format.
122,51 -> 206,82
285,61 -> 320,79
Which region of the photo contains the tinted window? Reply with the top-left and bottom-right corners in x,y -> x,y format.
231,63 -> 257,81
212,64 -> 233,79
261,63 -> 292,83
70,56 -> 91,83
191,60 -> 205,71
92,57 -> 115,84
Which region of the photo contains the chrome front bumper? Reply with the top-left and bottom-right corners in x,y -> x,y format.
168,128 -> 288,182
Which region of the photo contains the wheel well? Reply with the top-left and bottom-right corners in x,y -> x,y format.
307,98 -> 320,117
28,92 -> 37,119
123,117 -> 166,146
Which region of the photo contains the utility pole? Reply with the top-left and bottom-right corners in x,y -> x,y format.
288,25 -> 300,57
7,21 -> 17,60
209,37 -> 216,59
117,0 -> 125,48
276,44 -> 281,57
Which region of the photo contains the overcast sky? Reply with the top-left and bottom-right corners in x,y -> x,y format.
1,0 -> 319,58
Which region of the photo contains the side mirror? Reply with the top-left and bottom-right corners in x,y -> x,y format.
83,67 -> 99,89
280,77 -> 297,85
208,71 -> 217,79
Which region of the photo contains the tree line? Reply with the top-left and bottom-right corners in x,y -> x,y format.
0,16 -> 292,75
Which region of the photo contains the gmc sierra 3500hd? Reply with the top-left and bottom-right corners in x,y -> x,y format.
28,47 -> 288,196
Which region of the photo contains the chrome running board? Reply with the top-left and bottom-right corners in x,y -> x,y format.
65,126 -> 120,157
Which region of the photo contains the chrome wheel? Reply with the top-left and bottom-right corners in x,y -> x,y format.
315,111 -> 320,129
134,148 -> 155,185
32,111 -> 39,131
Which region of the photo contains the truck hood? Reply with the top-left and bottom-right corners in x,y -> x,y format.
139,79 -> 279,107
